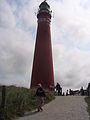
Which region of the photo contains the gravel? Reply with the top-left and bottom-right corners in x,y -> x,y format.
16,96 -> 90,120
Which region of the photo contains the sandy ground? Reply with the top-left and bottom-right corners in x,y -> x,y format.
16,96 -> 90,120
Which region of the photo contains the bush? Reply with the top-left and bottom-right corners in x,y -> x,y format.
85,97 -> 90,115
0,86 -> 55,120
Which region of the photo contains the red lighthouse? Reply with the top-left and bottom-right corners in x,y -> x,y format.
31,1 -> 54,89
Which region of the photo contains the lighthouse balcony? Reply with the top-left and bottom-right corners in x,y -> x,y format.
38,9 -> 51,15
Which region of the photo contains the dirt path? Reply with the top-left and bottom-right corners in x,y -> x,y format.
16,96 -> 89,120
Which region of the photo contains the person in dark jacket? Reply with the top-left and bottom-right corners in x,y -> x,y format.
56,83 -> 62,96
35,83 -> 46,112
87,83 -> 90,96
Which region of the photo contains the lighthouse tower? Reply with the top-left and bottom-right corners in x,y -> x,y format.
31,1 -> 54,89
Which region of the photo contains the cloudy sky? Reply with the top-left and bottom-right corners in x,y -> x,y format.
0,0 -> 90,92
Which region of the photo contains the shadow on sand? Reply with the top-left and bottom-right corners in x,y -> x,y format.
24,110 -> 38,116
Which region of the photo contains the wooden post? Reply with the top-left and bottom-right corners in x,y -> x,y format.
1,86 -> 6,109
0,86 -> 6,120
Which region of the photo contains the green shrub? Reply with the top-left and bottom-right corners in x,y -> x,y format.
85,97 -> 90,115
0,86 -> 55,120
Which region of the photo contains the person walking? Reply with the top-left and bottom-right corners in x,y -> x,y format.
66,90 -> 68,96
87,83 -> 90,96
56,83 -> 62,96
35,83 -> 46,112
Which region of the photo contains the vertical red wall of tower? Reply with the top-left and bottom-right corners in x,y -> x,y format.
31,12 -> 54,89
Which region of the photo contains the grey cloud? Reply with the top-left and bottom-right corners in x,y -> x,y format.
0,0 -> 90,91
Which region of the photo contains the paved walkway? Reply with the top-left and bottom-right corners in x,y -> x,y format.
17,96 -> 89,120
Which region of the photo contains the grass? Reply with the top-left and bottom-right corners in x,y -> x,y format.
85,97 -> 90,116
0,86 -> 55,120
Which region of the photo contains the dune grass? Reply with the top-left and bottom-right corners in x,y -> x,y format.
0,86 -> 55,120
85,97 -> 90,116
